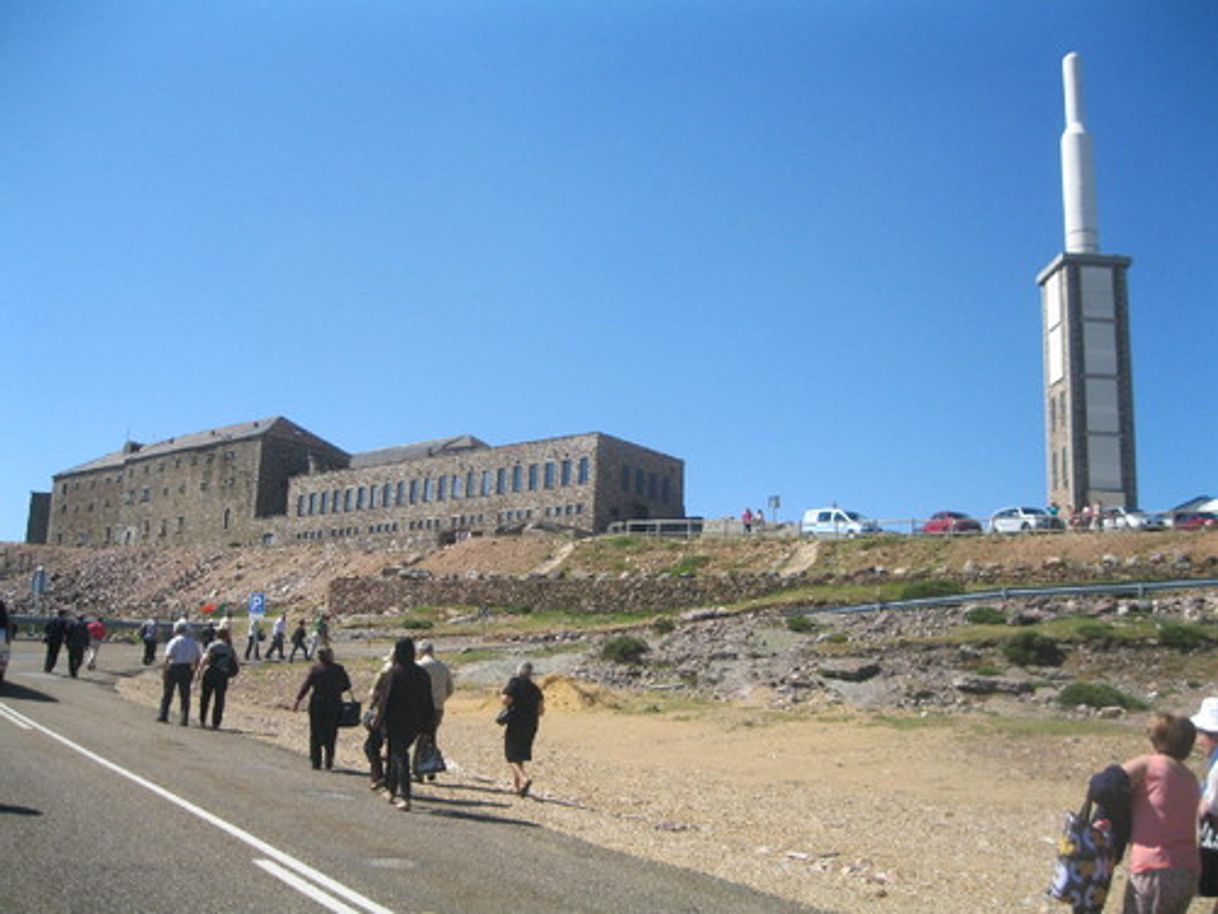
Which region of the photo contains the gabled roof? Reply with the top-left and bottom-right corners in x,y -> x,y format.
350,435 -> 489,470
55,417 -> 347,478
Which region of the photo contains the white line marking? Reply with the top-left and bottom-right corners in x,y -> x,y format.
0,703 -> 32,729
255,858 -> 366,914
0,701 -> 396,914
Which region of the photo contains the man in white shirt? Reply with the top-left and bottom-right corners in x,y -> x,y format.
415,640 -> 454,781
157,620 -> 202,726
266,613 -> 287,661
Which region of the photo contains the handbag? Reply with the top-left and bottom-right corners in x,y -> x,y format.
495,707 -> 511,726
413,734 -> 447,776
337,697 -> 361,728
1200,813 -> 1218,897
1047,798 -> 1114,914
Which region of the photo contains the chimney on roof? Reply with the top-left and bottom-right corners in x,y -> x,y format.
121,441 -> 142,455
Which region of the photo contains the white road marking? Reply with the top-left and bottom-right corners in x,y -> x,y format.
255,858 -> 367,914
0,700 -> 397,914
0,703 -> 32,729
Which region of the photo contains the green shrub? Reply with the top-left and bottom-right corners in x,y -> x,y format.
974,664 -> 1003,677
824,632 -> 849,645
1058,681 -> 1147,711
400,618 -> 433,630
897,579 -> 963,600
1074,621 -> 1118,644
1157,622 -> 1211,651
502,605 -> 533,616
786,614 -> 816,633
601,634 -> 650,665
964,606 -> 1006,625
665,555 -> 711,576
652,617 -> 675,635
1002,631 -> 1065,667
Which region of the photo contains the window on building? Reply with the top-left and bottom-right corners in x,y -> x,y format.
423,478 -> 433,503
382,483 -> 391,507
621,465 -> 630,492
222,508 -> 231,531
177,516 -> 184,531
344,488 -> 354,511
369,485 -> 379,509
409,479 -> 419,504
159,519 -> 167,536
496,468 -> 506,495
453,475 -> 464,499
395,481 -> 405,506
357,487 -> 367,509
512,465 -> 522,492
544,462 -> 556,489
528,464 -> 539,491
141,488 -> 151,502
438,477 -> 448,501
463,472 -> 474,498
333,489 -> 343,513
635,468 -> 645,496
648,473 -> 657,499
308,492 -> 317,515
105,527 -> 112,543
319,491 -> 328,515
561,460 -> 572,486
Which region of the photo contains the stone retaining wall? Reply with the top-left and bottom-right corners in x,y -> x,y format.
329,573 -> 790,615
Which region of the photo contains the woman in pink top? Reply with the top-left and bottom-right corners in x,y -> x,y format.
1121,712 -> 1201,914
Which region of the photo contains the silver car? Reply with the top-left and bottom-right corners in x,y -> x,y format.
989,506 -> 1065,534
1101,507 -> 1166,531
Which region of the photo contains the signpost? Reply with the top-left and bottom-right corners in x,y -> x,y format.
32,566 -> 47,615
248,591 -> 266,617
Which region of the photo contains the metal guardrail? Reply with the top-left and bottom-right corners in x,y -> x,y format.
806,577 -> 1218,617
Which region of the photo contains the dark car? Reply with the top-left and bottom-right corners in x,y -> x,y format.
921,511 -> 983,535
1174,511 -> 1218,531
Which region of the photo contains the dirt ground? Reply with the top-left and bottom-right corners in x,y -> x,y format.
115,645 -> 1218,914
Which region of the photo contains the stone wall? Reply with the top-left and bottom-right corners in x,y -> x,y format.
330,572 -> 786,615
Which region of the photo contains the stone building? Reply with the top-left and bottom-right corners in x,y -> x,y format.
44,418 -> 348,548
39,418 -> 684,548
281,431 -> 684,544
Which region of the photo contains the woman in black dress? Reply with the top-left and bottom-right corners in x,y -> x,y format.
501,661 -> 544,797
292,647 -> 351,770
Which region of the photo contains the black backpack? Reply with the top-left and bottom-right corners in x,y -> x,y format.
215,646 -> 238,679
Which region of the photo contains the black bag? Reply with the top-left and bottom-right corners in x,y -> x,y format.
414,734 -> 447,776
495,707 -> 511,726
1200,814 -> 1218,896
220,652 -> 239,679
338,698 -> 361,728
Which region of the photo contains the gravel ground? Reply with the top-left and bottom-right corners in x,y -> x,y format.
115,643 -> 1218,914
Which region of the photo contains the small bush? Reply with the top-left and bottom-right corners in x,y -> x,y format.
652,617 -> 675,635
974,664 -> 1003,677
1058,681 -> 1148,711
502,605 -> 533,616
601,634 -> 650,665
965,606 -> 1006,625
1157,622 -> 1211,651
824,632 -> 849,645
400,618 -> 433,630
665,555 -> 711,576
786,614 -> 816,633
897,579 -> 963,600
1075,621 -> 1118,644
1002,631 -> 1066,667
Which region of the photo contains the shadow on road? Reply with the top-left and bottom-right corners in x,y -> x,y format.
0,804 -> 43,817
421,806 -> 540,828
0,681 -> 59,703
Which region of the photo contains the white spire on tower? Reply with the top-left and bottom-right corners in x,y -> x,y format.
1060,52 -> 1099,253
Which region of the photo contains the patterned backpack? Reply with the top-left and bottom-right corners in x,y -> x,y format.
1048,797 -> 1114,914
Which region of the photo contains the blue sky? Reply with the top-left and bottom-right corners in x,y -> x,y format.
3,2 -> 1215,540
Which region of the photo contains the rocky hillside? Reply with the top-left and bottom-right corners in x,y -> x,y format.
1,528 -> 1215,619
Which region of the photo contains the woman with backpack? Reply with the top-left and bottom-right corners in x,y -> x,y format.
197,628 -> 239,729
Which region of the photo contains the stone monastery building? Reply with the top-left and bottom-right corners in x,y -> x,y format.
42,417 -> 685,548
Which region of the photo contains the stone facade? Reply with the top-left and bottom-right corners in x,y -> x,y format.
279,432 -> 684,546
45,418 -> 348,548
42,421 -> 685,549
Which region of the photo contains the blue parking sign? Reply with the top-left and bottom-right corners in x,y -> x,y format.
248,592 -> 266,616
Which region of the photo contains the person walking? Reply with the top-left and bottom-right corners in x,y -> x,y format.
501,661 -> 544,797
65,613 -> 90,679
157,620 -> 202,725
372,638 -> 434,811
138,617 -> 159,666
292,647 -> 351,771
244,615 -> 263,662
414,640 -> 453,782
0,599 -> 12,646
363,648 -> 394,790
85,616 -> 106,671
289,618 -> 309,662
1120,712 -> 1201,914
197,628 -> 239,729
309,613 -> 330,657
43,609 -> 68,673
200,620 -> 216,648
266,613 -> 287,661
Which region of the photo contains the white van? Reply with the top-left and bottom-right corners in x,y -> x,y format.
800,507 -> 880,538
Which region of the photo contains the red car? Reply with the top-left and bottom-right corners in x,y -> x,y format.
922,511 -> 983,535
1174,512 -> 1218,531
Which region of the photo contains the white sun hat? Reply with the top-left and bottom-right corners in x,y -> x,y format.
1191,697 -> 1218,734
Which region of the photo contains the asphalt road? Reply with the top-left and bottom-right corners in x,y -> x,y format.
0,641 -> 823,914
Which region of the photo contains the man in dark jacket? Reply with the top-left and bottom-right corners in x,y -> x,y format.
376,638 -> 434,811
65,613 -> 91,678
43,609 -> 68,673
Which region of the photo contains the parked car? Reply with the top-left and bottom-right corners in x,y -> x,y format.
1100,507 -> 1166,531
989,506 -> 1065,534
1174,511 -> 1218,531
921,511 -> 982,535
800,507 -> 880,538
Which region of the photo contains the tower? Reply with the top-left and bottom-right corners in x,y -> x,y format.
1036,52 -> 1137,513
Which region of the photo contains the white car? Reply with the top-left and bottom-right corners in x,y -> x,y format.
800,507 -> 880,538
1101,507 -> 1166,531
989,506 -> 1065,534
